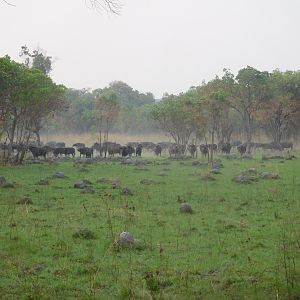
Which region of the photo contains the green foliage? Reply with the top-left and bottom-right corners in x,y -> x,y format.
52,81 -> 156,134
20,46 -> 52,75
0,56 -> 66,160
150,94 -> 197,144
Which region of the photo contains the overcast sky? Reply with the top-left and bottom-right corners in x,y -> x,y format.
1,0 -> 299,98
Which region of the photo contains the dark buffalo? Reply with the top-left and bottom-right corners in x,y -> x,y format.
53,147 -> 65,157
200,144 -> 208,158
92,142 -> 120,157
92,142 -> 102,153
237,144 -> 247,156
208,143 -> 217,153
29,146 -> 47,159
168,144 -> 184,157
220,142 -> 231,154
188,144 -> 197,158
135,144 -> 143,157
121,145 -> 135,157
121,146 -> 130,157
64,147 -> 75,157
154,144 -> 162,156
127,145 -> 135,156
42,146 -> 54,156
78,147 -> 94,158
108,143 -> 122,156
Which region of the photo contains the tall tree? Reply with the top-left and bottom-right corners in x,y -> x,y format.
256,70 -> 300,144
0,56 -> 66,162
93,91 -> 120,156
224,67 -> 270,153
150,94 -> 196,146
198,78 -> 227,162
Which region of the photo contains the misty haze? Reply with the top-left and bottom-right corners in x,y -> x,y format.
0,1 -> 300,299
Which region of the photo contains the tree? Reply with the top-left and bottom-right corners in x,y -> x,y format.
19,46 -> 52,75
93,91 -> 120,156
197,78 -> 227,162
150,94 -> 196,146
1,0 -> 122,13
256,70 -> 300,144
0,56 -> 66,163
223,67 -> 271,153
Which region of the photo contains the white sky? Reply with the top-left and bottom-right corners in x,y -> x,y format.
0,0 -> 300,98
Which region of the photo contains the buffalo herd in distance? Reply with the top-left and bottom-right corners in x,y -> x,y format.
0,140 -> 294,160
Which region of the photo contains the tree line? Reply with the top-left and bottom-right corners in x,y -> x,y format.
50,81 -> 157,136
151,67 -> 300,153
0,48 -> 157,163
1,48 -> 300,164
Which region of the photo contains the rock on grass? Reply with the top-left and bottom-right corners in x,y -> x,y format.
118,231 -> 134,245
53,172 -> 66,179
0,176 -> 14,188
0,176 -> 6,186
114,232 -> 145,250
233,175 -> 258,184
73,228 -> 96,239
260,172 -> 280,179
74,179 -> 92,189
180,202 -> 193,214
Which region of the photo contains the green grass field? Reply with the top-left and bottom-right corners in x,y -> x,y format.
0,152 -> 300,299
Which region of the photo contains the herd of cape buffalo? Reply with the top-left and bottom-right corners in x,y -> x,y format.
0,140 -> 294,160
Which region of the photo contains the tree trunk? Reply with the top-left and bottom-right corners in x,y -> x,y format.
98,117 -> 103,157
104,119 -> 109,158
245,112 -> 252,154
210,130 -> 214,164
35,130 -> 41,146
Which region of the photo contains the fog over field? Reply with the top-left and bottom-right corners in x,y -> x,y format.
1,2 -> 300,299
0,0 -> 300,98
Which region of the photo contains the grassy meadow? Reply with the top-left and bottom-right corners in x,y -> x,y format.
0,151 -> 300,299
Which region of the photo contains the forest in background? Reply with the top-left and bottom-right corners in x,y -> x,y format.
1,47 -> 300,165
47,81 -> 158,135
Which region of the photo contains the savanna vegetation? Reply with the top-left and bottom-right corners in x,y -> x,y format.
1,47 -> 300,299
1,48 -> 300,159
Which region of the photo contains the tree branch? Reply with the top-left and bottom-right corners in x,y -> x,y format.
87,0 -> 122,14
1,0 -> 15,6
